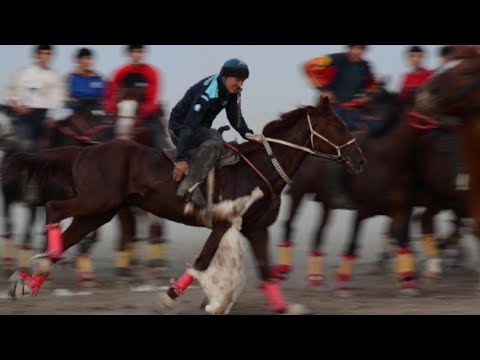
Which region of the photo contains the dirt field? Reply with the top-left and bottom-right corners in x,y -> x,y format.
1,260 -> 480,315
1,197 -> 479,315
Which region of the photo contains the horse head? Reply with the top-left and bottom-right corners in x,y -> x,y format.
415,45 -> 480,124
262,96 -> 366,175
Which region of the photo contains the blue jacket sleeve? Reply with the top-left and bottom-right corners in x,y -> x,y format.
226,95 -> 253,139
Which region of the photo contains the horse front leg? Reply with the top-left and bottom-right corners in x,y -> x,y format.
391,206 -> 418,295
307,204 -> 331,287
335,212 -> 362,297
243,227 -> 310,315
274,189 -> 304,278
156,221 -> 231,312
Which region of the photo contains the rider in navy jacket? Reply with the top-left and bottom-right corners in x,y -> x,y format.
168,58 -> 254,208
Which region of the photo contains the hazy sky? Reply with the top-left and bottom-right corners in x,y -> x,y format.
0,45 -> 442,141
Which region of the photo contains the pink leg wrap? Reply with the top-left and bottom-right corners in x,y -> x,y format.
171,272 -> 194,296
46,224 -> 63,259
19,273 -> 49,296
261,281 -> 288,312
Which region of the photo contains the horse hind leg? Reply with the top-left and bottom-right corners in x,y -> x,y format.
115,207 -> 137,281
9,210 -> 117,299
75,231 -> 98,287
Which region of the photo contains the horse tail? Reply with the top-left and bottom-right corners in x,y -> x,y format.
2,146 -> 85,186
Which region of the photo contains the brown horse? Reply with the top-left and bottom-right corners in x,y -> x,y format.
280,129 -> 470,291
415,45 -> 480,286
109,87 -> 172,280
0,101 -> 112,278
3,97 -> 365,314
277,89 -> 469,293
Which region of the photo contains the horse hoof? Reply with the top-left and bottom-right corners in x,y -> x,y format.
281,303 -> 311,315
307,275 -> 324,287
8,273 -> 32,300
399,287 -> 420,297
424,273 -> 441,286
76,271 -> 96,281
154,292 -> 177,315
79,280 -> 98,289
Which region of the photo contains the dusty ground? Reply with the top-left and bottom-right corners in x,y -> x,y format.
1,261 -> 480,315
1,196 -> 480,315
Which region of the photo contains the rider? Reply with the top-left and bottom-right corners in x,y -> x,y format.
5,45 -> 65,151
66,47 -> 106,112
304,45 -> 376,131
104,45 -> 167,147
399,46 -> 433,106
304,45 -> 375,208
168,58 -> 257,208
104,45 -> 160,117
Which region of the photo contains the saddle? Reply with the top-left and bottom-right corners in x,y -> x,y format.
163,143 -> 240,207
163,142 -> 240,169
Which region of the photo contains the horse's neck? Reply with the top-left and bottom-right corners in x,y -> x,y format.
246,126 -> 311,194
369,116 -> 420,164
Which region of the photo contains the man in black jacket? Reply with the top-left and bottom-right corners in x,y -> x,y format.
168,58 -> 257,208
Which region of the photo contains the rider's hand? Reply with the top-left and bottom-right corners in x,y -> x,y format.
245,133 -> 265,143
173,161 -> 189,182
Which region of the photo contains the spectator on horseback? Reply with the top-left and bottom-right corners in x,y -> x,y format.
304,45 -> 376,132
66,47 -> 106,112
168,58 -> 259,208
304,45 -> 375,208
399,46 -> 433,106
103,45 -> 161,119
5,45 -> 65,151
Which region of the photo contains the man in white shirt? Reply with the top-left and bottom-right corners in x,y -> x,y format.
5,45 -> 66,151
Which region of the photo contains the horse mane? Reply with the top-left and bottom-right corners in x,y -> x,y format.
236,104 -> 325,154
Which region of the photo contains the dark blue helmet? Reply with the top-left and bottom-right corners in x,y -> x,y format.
220,58 -> 249,80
